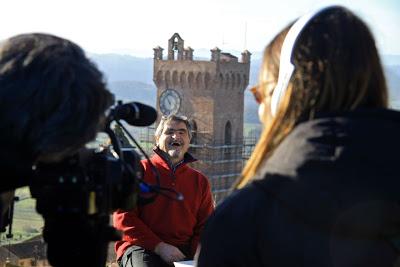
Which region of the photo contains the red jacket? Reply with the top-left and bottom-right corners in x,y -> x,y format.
113,149 -> 214,260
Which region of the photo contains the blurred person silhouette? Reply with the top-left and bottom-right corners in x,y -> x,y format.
113,114 -> 214,267
197,6 -> 400,267
0,33 -> 113,240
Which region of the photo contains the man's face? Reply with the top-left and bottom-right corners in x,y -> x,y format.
156,120 -> 190,164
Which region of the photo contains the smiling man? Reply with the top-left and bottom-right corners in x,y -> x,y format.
113,114 -> 214,267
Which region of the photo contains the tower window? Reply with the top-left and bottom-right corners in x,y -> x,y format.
225,121 -> 232,145
190,120 -> 198,145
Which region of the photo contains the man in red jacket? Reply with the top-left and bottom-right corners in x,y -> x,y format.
113,114 -> 214,267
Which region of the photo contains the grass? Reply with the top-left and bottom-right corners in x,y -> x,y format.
0,187 -> 44,244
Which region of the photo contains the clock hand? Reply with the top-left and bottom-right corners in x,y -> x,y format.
166,98 -> 173,110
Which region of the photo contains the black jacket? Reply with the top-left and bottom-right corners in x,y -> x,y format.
197,109 -> 400,267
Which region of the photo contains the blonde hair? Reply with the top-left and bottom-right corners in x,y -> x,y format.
235,7 -> 388,189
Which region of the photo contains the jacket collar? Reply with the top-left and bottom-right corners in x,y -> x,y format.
256,108 -> 400,179
152,146 -> 197,171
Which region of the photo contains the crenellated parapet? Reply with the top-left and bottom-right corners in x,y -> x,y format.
154,68 -> 249,91
211,47 -> 221,62
184,47 -> 194,60
153,46 -> 163,60
153,36 -> 250,93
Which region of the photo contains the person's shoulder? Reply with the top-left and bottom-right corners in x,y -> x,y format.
200,184 -> 269,257
185,166 -> 208,180
226,184 -> 268,205
140,157 -> 161,174
140,154 -> 160,167
140,158 -> 150,169
212,183 -> 269,221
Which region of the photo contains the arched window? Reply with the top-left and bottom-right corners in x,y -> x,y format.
180,72 -> 186,87
225,73 -> 230,90
204,72 -> 211,90
188,72 -> 194,88
236,73 -> 241,88
231,73 -> 236,90
195,72 -> 203,89
156,71 -> 163,86
189,120 -> 198,156
172,71 -> 179,87
224,121 -> 232,160
225,121 -> 232,145
218,73 -> 224,89
165,71 -> 171,87
190,120 -> 198,145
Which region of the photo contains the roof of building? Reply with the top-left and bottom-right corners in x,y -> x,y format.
6,236 -> 46,260
220,52 -> 238,59
23,235 -> 43,243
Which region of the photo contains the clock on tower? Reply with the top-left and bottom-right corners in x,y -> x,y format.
159,88 -> 181,115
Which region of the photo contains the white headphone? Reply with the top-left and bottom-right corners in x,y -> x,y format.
270,6 -> 339,117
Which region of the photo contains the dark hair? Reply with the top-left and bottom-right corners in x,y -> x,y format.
290,7 -> 388,114
238,6 -> 388,188
155,114 -> 192,140
0,33 -> 114,162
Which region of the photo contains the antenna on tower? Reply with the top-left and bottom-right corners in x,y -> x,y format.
221,33 -> 227,48
243,21 -> 248,50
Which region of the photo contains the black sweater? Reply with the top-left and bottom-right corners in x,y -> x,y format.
197,109 -> 400,267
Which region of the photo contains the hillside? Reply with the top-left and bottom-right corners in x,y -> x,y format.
89,53 -> 154,84
108,80 -> 156,106
1,187 -> 43,244
90,53 -> 400,123
385,65 -> 400,108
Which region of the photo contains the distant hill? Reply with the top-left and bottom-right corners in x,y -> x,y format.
385,65 -> 400,109
89,53 -> 154,84
108,80 -> 156,107
89,53 -> 400,123
386,66 -> 400,96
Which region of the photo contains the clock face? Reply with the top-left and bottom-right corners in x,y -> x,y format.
159,89 -> 181,115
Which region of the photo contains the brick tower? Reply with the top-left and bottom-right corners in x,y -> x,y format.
153,33 -> 251,202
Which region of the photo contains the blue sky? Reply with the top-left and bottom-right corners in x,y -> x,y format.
1,0 -> 399,57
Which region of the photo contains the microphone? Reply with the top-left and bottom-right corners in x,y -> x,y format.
110,101 -> 158,126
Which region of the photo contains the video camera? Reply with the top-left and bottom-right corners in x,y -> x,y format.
18,101 -> 157,267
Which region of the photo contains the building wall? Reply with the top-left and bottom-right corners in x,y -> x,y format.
153,34 -> 251,203
213,61 -> 249,143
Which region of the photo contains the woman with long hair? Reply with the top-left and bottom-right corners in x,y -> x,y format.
197,6 -> 400,267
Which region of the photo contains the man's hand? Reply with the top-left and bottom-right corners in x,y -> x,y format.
154,242 -> 186,264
